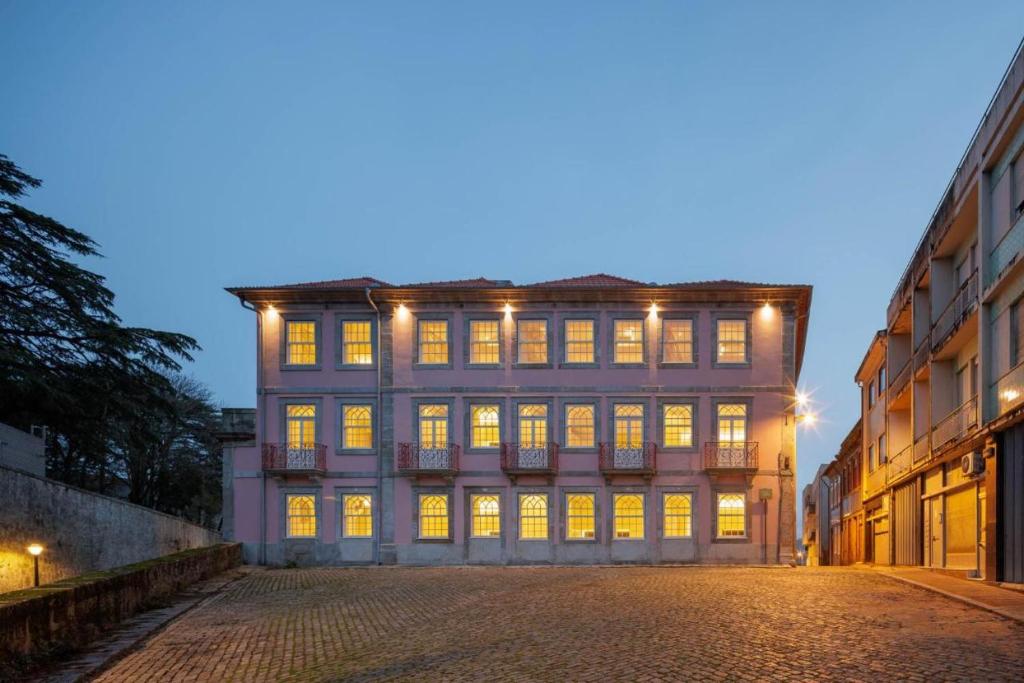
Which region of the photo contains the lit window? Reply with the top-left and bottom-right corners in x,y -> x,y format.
471,494 -> 501,537
564,319 -> 595,363
717,493 -> 746,537
566,405 -> 595,449
663,493 -> 692,538
717,404 -> 747,445
614,493 -> 644,539
342,494 -> 373,537
614,404 -> 644,448
342,405 -> 372,449
286,321 -> 317,365
519,493 -> 548,539
716,319 -> 747,364
614,320 -> 644,363
471,405 -> 500,449
663,404 -> 693,448
286,404 -> 316,447
342,321 -> 373,365
418,320 -> 449,364
469,320 -> 500,364
566,493 -> 595,539
519,404 -> 548,448
286,494 -> 317,538
419,404 -> 448,449
418,494 -> 449,538
517,320 -> 548,364
663,319 -> 693,364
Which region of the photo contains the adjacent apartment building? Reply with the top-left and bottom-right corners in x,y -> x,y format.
225,274 -> 812,566
854,40 -> 1024,583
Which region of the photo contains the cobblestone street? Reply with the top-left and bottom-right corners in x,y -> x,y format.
93,566 -> 1024,682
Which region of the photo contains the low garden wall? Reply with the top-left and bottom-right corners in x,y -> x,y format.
0,542 -> 241,669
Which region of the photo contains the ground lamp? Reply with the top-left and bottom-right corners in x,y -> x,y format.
27,543 -> 43,587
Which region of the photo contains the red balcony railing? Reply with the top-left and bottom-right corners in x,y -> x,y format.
500,442 -> 559,475
598,442 -> 656,475
396,442 -> 460,475
703,442 -> 759,470
262,443 -> 327,474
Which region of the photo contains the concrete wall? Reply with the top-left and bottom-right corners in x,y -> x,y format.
0,465 -> 221,593
0,422 -> 45,477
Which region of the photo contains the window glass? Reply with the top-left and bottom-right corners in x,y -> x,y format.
342,494 -> 372,537
716,319 -> 746,363
566,493 -> 596,539
614,320 -> 644,363
614,493 -> 644,539
717,404 -> 747,445
663,404 -> 693,448
471,494 -> 501,537
286,321 -> 317,365
519,493 -> 548,539
565,405 -> 595,448
469,320 -> 500,364
342,321 -> 373,365
419,494 -> 449,538
519,404 -> 548,448
664,493 -> 693,538
287,494 -> 317,537
717,493 -> 746,537
517,320 -> 548,363
565,319 -> 595,363
286,404 -> 316,447
663,319 -> 694,363
342,405 -> 372,449
418,320 -> 449,364
471,405 -> 500,449
614,404 -> 644,448
419,404 -> 448,449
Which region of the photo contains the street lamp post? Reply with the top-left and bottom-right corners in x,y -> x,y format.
27,544 -> 43,587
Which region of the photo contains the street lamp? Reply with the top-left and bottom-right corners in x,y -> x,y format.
27,544 -> 43,587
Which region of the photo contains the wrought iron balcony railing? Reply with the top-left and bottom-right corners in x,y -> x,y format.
703,441 -> 759,471
885,444 -> 911,484
262,443 -> 327,474
931,396 -> 978,451
598,442 -> 656,474
932,270 -> 978,351
500,442 -> 559,476
396,442 -> 460,475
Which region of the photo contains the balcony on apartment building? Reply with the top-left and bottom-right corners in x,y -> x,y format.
886,443 -> 912,485
500,442 -> 559,481
997,361 -> 1024,417
989,211 -> 1024,291
913,331 -> 931,379
396,442 -> 460,477
598,442 -> 657,478
703,441 -> 758,484
888,356 -> 912,409
931,270 -> 979,357
262,442 -> 327,476
841,488 -> 861,517
932,395 -> 979,453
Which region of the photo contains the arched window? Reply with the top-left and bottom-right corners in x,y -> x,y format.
418,404 -> 448,449
663,493 -> 692,538
566,493 -> 595,539
519,494 -> 548,540
565,405 -> 595,449
419,494 -> 449,538
519,404 -> 548,448
471,405 -> 501,448
614,404 -> 644,449
342,494 -> 373,537
286,494 -> 317,538
717,493 -> 746,538
471,494 -> 501,537
663,404 -> 693,448
286,404 -> 316,448
717,404 -> 747,445
614,494 -> 644,539
342,405 -> 372,449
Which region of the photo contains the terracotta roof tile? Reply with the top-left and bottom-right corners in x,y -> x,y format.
399,277 -> 512,288
526,273 -> 650,288
230,276 -> 391,291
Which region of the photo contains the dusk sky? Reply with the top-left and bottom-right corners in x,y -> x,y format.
3,2 -> 1024,496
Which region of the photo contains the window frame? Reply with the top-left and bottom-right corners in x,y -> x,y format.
413,314 -> 454,369
558,313 -> 600,368
658,313 -> 698,368
517,491 -> 551,541
463,315 -> 504,368
657,398 -> 698,452
560,399 -> 600,452
280,314 -> 322,370
713,490 -> 749,542
608,399 -> 649,450
512,397 -> 554,450
512,313 -> 554,369
335,314 -> 377,370
658,487 -> 697,540
411,398 -> 455,451
711,397 -> 752,447
468,491 -> 503,539
336,398 -> 377,455
612,491 -> 646,541
711,312 -> 752,368
608,315 -> 648,368
279,398 -> 323,448
562,489 -> 599,542
282,488 -> 320,540
338,489 -> 375,539
462,398 -> 506,454
414,487 -> 454,542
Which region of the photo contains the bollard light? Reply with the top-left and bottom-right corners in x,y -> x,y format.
27,544 -> 43,587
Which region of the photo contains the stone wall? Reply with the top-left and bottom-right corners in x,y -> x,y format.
0,465 -> 222,593
0,543 -> 241,666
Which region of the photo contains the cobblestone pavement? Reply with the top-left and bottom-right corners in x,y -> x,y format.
93,566 -> 1024,682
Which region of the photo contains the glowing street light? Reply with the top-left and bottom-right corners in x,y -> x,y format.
27,544 -> 43,587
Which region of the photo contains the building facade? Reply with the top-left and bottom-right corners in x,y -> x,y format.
854,41 -> 1024,582
801,464 -> 830,566
225,274 -> 811,566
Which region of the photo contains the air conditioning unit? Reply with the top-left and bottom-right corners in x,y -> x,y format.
961,452 -> 985,477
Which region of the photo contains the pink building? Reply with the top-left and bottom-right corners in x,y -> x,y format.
224,274 -> 811,565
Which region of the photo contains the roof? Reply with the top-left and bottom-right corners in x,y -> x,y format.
854,330 -> 887,382
230,276 -> 392,291
399,277 -> 511,288
526,273 -> 648,288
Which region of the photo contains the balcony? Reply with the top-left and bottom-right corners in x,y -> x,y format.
996,361 -> 1024,417
913,334 -> 931,377
931,270 -> 978,354
931,396 -> 979,452
888,359 -> 912,406
396,442 -> 460,477
598,442 -> 656,478
262,443 -> 327,476
500,442 -> 559,481
912,433 -> 931,465
841,489 -> 861,517
885,444 -> 911,485
988,211 -> 1024,288
703,441 -> 758,484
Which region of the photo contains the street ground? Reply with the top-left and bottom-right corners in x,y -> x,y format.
89,566 -> 1024,682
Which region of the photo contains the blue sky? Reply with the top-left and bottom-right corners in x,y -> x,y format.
3,2 -> 1023,494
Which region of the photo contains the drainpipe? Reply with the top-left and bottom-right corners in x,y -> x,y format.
365,287 -> 383,565
239,297 -> 267,566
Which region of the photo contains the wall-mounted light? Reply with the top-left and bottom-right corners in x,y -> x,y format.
504,302 -> 513,319
760,302 -> 774,320
264,304 -> 278,320
795,392 -> 809,409
27,544 -> 43,587
648,302 -> 659,319
396,303 -> 409,320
